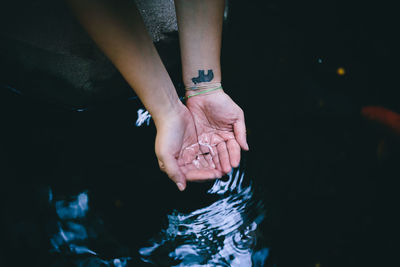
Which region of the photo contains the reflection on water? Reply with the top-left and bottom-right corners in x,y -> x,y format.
136,108 -> 152,127
46,167 -> 268,266
49,190 -> 131,267
139,168 -> 268,266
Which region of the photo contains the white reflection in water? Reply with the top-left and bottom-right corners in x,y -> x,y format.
49,191 -> 131,266
55,192 -> 89,220
139,168 -> 269,266
136,108 -> 152,126
46,161 -> 267,266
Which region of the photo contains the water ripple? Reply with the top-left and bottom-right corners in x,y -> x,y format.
139,167 -> 268,266
49,190 -> 131,266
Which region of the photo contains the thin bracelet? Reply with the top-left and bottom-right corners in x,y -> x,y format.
185,86 -> 222,100
185,82 -> 222,91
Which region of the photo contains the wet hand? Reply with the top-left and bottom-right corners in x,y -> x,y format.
185,90 -> 249,175
155,104 -> 223,191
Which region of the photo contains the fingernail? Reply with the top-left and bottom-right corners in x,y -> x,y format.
246,143 -> 250,150
176,182 -> 185,191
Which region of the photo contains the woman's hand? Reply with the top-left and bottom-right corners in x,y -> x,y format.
155,103 -> 223,191
185,90 -> 249,175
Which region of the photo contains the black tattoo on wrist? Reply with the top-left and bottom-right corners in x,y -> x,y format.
191,69 -> 214,84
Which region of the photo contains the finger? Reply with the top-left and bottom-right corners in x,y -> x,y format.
197,154 -> 210,168
233,114 -> 249,151
226,139 -> 241,168
158,156 -> 186,191
198,144 -> 216,169
211,146 -> 222,173
201,147 -> 223,174
185,168 -> 223,181
202,153 -> 215,169
217,142 -> 232,174
177,156 -> 185,167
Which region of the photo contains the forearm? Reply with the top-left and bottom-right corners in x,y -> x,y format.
66,0 -> 182,124
174,0 -> 225,87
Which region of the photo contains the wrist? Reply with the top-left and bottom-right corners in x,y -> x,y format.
152,99 -> 187,129
185,82 -> 224,99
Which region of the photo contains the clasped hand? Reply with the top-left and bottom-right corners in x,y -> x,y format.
155,90 -> 248,191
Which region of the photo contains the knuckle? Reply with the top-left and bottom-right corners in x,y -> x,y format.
158,160 -> 166,171
168,173 -> 181,183
168,174 -> 176,182
156,150 -> 167,162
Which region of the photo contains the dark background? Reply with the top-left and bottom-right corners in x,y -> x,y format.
1,0 -> 399,266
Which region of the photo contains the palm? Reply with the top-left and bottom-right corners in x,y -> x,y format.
186,90 -> 248,174
155,106 -> 222,188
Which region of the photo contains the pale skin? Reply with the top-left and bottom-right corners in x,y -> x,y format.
175,0 -> 249,174
66,0 -> 248,191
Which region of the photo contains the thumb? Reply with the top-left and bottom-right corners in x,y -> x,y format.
233,114 -> 249,151
158,156 -> 187,191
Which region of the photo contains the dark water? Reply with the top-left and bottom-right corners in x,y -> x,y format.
0,90 -> 268,266
44,165 -> 268,266
1,0 -> 399,266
